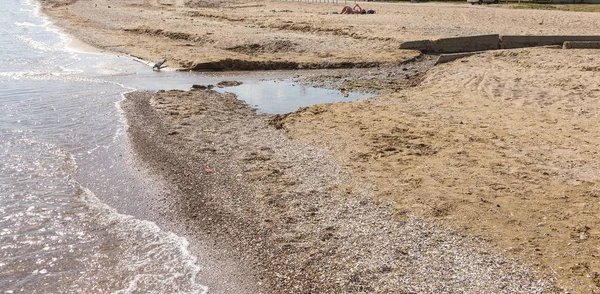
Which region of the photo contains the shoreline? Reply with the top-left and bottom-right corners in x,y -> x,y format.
37,0 -> 600,291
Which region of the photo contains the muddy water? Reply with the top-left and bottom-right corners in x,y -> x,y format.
0,0 -> 373,292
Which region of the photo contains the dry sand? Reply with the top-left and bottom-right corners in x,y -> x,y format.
38,0 -> 600,292
40,0 -> 600,69
278,48 -> 600,292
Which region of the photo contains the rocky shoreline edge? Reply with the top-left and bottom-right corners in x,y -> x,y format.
121,88 -> 556,293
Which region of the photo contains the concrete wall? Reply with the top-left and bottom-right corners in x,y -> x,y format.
501,35 -> 600,49
435,52 -> 482,64
400,35 -> 600,54
399,35 -> 500,54
563,41 -> 600,49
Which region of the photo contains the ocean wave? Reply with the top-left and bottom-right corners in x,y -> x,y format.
77,187 -> 210,294
15,35 -> 61,52
0,71 -> 114,84
14,21 -> 43,27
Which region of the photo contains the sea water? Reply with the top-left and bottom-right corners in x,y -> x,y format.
0,0 -> 371,292
0,0 -> 212,292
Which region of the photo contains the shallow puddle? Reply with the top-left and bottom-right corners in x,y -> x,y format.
95,62 -> 374,114
213,78 -> 372,114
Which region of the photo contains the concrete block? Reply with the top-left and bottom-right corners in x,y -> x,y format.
435,51 -> 483,64
563,41 -> 600,49
501,35 -> 600,49
399,39 -> 433,51
400,35 -> 500,54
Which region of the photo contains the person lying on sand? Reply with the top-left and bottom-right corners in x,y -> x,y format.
341,4 -> 365,14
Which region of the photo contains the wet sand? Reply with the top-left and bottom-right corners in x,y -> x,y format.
40,0 -> 600,292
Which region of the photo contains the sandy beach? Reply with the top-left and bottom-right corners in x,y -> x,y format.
39,0 -> 600,292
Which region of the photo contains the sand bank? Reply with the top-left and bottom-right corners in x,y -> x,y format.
40,0 -> 600,70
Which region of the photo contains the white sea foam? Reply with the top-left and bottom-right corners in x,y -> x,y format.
21,0 -> 45,22
0,71 -> 109,84
20,0 -> 69,49
14,21 -> 42,27
15,35 -> 60,52
77,187 -> 210,294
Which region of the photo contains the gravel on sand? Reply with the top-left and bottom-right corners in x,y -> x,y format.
122,88 -> 556,293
